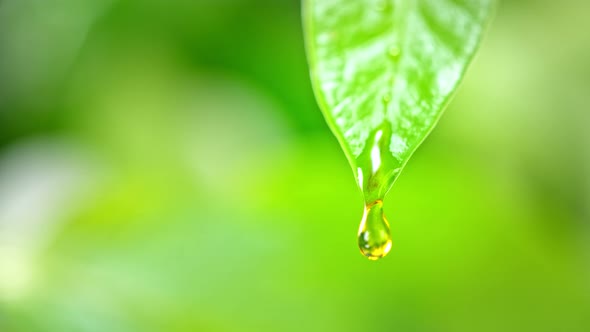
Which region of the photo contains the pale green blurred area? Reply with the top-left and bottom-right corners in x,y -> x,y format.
0,0 -> 589,331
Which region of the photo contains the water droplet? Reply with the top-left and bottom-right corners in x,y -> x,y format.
358,200 -> 392,260
388,45 -> 401,59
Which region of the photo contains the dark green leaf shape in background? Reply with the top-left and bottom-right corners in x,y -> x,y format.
304,0 -> 494,203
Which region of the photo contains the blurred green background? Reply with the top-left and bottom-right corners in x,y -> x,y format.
1,0 -> 589,331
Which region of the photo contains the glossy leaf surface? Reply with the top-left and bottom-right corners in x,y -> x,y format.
304,0 -> 493,201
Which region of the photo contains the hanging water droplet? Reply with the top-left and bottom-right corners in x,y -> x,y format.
357,200 -> 392,260
354,123 -> 398,261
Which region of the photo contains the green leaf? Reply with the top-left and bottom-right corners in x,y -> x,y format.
304,0 -> 493,202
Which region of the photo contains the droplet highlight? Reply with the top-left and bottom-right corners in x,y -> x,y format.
357,200 -> 392,260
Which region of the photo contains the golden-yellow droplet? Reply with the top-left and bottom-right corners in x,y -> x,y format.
357,200 -> 392,260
